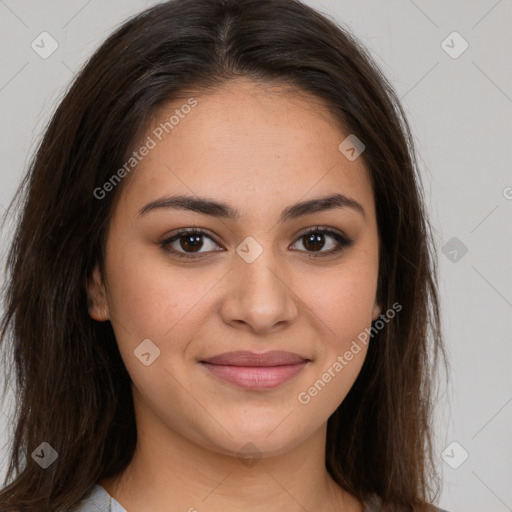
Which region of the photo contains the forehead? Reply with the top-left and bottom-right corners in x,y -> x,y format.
116,78 -> 375,223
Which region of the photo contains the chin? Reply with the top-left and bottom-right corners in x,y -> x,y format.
193,419 -> 311,461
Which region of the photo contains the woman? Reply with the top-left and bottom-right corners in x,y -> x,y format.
0,0 -> 449,510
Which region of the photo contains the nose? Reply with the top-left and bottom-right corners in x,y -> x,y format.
219,250 -> 299,335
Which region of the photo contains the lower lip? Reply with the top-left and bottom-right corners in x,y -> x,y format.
200,362 -> 308,390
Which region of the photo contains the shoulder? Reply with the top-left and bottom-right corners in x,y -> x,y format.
363,494 -> 451,512
67,484 -> 126,512
67,484 -> 110,511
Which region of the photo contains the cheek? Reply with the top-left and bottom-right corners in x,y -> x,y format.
305,255 -> 378,407
104,244 -> 213,340
302,258 -> 378,344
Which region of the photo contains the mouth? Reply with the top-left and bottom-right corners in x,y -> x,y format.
199,350 -> 311,390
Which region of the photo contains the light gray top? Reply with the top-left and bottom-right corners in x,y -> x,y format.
71,484 -> 449,511
70,484 -> 126,512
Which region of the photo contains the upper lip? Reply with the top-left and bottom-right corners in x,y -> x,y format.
200,350 -> 310,367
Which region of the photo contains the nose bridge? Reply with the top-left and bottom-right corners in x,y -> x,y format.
238,248 -> 283,298
220,235 -> 299,332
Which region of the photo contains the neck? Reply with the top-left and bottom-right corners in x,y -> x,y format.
100,388 -> 362,512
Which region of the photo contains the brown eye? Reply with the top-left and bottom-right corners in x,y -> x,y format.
160,229 -> 222,259
178,233 -> 204,253
159,226 -> 353,261
302,232 -> 327,251
291,227 -> 353,257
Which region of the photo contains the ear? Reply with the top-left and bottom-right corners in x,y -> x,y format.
372,273 -> 382,321
371,298 -> 381,322
86,264 -> 109,321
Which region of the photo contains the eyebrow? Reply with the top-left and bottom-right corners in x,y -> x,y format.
138,193 -> 366,222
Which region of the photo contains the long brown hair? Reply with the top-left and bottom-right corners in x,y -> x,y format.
0,0 -> 447,510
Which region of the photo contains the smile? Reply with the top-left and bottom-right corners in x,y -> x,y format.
199,350 -> 310,390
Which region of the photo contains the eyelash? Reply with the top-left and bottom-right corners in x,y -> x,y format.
159,226 -> 354,260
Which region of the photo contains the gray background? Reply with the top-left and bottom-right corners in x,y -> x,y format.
1,1 -> 511,511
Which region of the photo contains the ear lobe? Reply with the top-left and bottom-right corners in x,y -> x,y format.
86,264 -> 109,321
371,300 -> 381,321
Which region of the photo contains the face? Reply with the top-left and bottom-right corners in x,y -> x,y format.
87,78 -> 381,459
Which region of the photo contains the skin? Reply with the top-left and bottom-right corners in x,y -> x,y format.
88,77 -> 381,512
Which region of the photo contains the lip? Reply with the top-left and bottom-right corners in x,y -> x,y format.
199,350 -> 310,390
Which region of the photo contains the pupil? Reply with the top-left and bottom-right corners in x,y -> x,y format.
181,234 -> 203,252
304,233 -> 324,251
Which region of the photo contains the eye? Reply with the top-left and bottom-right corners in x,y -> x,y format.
159,228 -> 222,259
159,226 -> 353,260
290,226 -> 353,257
